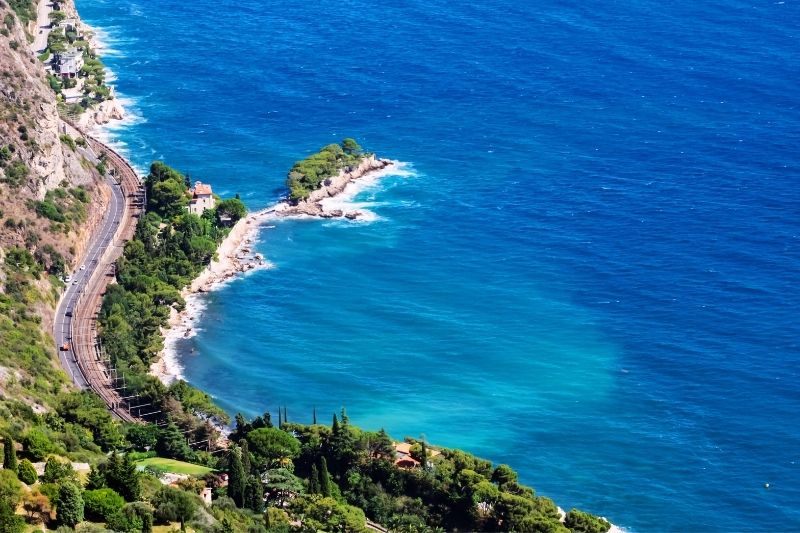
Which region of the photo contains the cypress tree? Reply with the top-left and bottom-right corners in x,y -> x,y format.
239,439 -> 252,475
319,457 -> 331,497
244,474 -> 264,512
121,453 -> 142,501
313,406 -> 317,425
3,436 -> 17,474
283,406 -> 288,424
332,414 -> 339,434
340,407 -> 349,426
227,447 -> 246,507
420,440 -> 429,471
104,453 -> 141,501
57,482 -> 84,527
278,408 -> 282,427
308,464 -> 320,494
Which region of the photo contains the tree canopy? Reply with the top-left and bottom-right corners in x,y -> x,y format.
285,139 -> 368,202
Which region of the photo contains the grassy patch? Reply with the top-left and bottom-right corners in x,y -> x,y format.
135,457 -> 213,476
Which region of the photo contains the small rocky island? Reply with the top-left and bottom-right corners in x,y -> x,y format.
282,138 -> 392,219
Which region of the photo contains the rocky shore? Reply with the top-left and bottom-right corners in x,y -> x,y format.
78,98 -> 125,128
151,154 -> 394,383
281,154 -> 393,219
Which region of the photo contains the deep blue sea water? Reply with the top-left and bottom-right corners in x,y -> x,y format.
76,0 -> 800,530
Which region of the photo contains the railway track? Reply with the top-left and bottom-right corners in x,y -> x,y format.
54,120 -> 145,423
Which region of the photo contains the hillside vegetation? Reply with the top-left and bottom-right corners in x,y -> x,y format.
0,1 -> 107,417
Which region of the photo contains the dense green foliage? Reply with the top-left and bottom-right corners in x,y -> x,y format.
56,481 -> 84,527
0,159 -> 29,188
285,138 -> 365,201
152,485 -> 198,531
565,509 -> 612,533
99,161 -> 237,442
83,487 -> 125,522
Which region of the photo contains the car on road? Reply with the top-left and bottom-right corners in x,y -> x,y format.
80,264 -> 86,270
72,280 -> 79,285
64,275 -> 71,283
60,343 -> 70,351
65,310 -> 73,317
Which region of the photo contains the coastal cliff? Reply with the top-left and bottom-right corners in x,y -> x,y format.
0,2 -> 110,410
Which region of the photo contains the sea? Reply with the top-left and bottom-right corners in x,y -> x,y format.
75,0 -> 800,530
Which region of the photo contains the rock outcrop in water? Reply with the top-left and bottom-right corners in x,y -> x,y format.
282,154 -> 392,220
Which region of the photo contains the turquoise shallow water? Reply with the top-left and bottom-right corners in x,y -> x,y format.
78,0 -> 800,530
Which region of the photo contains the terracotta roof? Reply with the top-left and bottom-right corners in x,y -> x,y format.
394,442 -> 412,455
193,182 -> 212,196
395,457 -> 420,468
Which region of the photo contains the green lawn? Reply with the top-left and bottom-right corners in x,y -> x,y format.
135,456 -> 213,476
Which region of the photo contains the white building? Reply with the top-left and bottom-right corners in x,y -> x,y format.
58,18 -> 79,32
56,48 -> 84,78
187,181 -> 215,215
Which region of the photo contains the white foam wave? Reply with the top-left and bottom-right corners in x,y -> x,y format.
319,160 -> 416,222
156,296 -> 207,384
84,23 -> 130,59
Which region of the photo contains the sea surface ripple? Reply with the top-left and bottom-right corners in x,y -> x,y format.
77,0 -> 800,530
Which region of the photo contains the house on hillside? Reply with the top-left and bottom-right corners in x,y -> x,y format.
187,181 -> 215,215
393,442 -> 441,469
58,18 -> 79,32
55,48 -> 84,78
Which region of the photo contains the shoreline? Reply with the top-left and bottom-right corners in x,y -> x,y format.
77,18 -> 127,129
150,156 -> 396,384
36,0 -> 128,129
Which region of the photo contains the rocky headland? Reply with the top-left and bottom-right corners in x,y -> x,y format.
282,154 -> 393,219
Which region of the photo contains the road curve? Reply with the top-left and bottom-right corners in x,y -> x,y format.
53,121 -> 143,422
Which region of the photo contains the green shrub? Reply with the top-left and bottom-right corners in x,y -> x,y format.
56,482 -> 83,527
34,200 -> 65,222
17,459 -> 38,484
59,134 -> 76,151
1,160 -> 29,188
83,488 -> 125,522
23,427 -> 54,461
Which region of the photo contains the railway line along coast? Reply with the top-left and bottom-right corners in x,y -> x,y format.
53,120 -> 144,423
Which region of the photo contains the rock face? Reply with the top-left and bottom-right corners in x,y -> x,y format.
78,99 -> 125,128
282,155 -> 392,220
0,4 -> 110,329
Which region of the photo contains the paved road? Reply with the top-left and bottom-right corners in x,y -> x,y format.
53,171 -> 125,388
31,0 -> 53,54
50,121 -> 143,423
